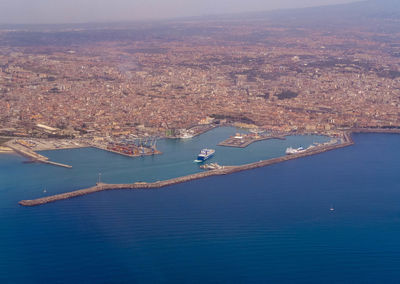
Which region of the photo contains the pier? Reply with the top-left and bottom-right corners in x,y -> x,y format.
218,133 -> 286,148
19,132 -> 354,207
92,136 -> 162,157
93,145 -> 162,158
6,140 -> 72,168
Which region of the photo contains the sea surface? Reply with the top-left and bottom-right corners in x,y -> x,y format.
1,128 -> 400,283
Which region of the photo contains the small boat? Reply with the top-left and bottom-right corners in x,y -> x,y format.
199,163 -> 223,170
285,146 -> 304,155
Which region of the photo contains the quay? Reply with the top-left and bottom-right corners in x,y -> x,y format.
19,132 -> 354,207
92,145 -> 162,158
6,140 -> 72,169
218,133 -> 286,148
172,124 -> 217,139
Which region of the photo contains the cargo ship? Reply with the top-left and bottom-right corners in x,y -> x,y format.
195,149 -> 215,162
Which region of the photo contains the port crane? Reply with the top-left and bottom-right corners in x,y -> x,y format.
121,136 -> 158,154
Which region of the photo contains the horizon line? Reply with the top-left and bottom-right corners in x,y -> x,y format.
0,0 -> 365,27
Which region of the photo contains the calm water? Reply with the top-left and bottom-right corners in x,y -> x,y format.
1,129 -> 400,283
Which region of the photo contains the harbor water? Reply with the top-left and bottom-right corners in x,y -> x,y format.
1,128 -> 400,283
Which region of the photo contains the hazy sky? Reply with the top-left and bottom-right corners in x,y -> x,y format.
0,0 -> 360,24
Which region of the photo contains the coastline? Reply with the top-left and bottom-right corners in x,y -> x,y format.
0,147 -> 14,154
19,131 -> 354,207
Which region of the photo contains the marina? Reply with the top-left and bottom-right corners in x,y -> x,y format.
2,126 -> 323,169
19,131 -> 353,206
4,126 -> 395,207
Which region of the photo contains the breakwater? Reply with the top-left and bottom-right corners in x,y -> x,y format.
19,132 -> 354,207
350,128 -> 400,134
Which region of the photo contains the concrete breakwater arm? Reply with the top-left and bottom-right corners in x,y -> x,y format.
19,133 -> 354,207
350,128 -> 400,134
18,170 -> 232,206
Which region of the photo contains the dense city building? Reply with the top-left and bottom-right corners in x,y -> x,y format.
0,12 -> 399,140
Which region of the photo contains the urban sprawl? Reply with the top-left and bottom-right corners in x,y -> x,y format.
0,16 -> 400,146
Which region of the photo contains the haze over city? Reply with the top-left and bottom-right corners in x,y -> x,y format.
0,0 -> 360,24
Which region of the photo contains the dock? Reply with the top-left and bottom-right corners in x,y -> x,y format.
218,133 -> 286,148
93,145 -> 162,158
19,132 -> 354,207
6,140 -> 72,169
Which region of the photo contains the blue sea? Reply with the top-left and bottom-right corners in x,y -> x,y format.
1,128 -> 400,283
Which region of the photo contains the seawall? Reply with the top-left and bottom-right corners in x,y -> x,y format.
350,128 -> 400,134
19,132 -> 354,207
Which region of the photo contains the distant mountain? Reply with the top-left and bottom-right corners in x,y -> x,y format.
1,0 -> 399,46
205,0 -> 396,33
343,0 -> 400,19
1,0 -> 399,32
247,0 -> 400,24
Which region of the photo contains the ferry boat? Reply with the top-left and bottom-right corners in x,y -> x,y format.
196,149 -> 215,162
285,146 -> 304,155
